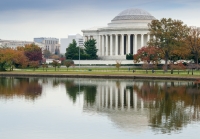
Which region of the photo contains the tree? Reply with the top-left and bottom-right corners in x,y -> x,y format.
64,60 -> 74,71
148,18 -> 189,71
51,60 -> 59,71
60,55 -> 66,65
84,39 -> 98,59
42,63 -> 48,72
184,27 -> 200,66
43,49 -> 51,59
29,61 -> 39,71
13,50 -> 29,69
0,48 -> 15,71
115,61 -> 121,71
23,43 -> 42,62
0,47 -> 28,71
126,53 -> 133,60
65,39 -> 79,60
134,46 -> 161,64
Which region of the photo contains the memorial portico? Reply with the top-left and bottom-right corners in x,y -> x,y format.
82,8 -> 156,60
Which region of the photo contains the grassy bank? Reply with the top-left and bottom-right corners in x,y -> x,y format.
3,67 -> 200,76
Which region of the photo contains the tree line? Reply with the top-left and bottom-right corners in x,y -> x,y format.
133,18 -> 200,71
0,43 -> 42,71
65,39 -> 98,60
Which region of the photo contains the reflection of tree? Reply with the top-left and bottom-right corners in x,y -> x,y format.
0,77 -> 42,100
84,86 -> 97,105
64,80 -> 97,104
133,81 -> 200,133
64,80 -> 84,103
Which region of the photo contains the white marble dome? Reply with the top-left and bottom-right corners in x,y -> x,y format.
112,8 -> 156,21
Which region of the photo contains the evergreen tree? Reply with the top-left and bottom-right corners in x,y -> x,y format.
84,39 -> 98,59
65,39 -> 79,60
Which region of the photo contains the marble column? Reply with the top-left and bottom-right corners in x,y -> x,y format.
134,34 -> 137,54
127,34 -> 131,54
141,34 -> 144,48
121,34 -> 124,56
102,35 -> 104,56
110,34 -> 113,56
115,34 -> 118,56
98,35 -> 101,56
106,35 -> 108,56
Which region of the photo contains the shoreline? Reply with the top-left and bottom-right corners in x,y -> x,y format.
0,72 -> 199,81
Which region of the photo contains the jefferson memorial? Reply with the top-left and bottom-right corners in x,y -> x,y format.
82,8 -> 156,60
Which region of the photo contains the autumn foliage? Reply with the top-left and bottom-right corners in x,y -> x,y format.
134,46 -> 161,64
0,43 -> 42,71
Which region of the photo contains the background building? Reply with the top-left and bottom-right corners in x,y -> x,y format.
60,34 -> 84,54
34,37 -> 60,54
0,39 -> 33,49
82,8 -> 156,60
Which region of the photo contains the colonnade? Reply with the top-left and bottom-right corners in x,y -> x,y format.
96,86 -> 144,109
85,33 -> 151,56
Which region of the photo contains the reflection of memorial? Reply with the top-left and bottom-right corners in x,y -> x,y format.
79,79 -> 200,133
81,79 -> 149,133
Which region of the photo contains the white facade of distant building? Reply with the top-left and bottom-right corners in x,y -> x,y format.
0,39 -> 33,49
34,37 -> 60,54
60,34 -> 84,54
82,8 -> 156,60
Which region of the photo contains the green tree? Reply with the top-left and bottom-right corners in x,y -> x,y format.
84,39 -> 98,59
126,53 -> 133,60
148,18 -> 189,71
65,39 -> 79,60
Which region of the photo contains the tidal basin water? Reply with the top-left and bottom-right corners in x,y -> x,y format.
0,77 -> 200,139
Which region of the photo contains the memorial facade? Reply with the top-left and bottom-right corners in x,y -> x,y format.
82,8 -> 156,60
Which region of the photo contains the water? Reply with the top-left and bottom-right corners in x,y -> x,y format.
0,77 -> 200,139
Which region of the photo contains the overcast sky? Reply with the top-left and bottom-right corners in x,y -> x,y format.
0,0 -> 200,41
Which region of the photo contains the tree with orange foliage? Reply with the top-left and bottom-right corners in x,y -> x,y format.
29,61 -> 39,71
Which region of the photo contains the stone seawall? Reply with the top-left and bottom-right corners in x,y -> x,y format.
0,73 -> 198,81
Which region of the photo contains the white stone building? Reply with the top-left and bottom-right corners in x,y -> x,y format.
82,8 -> 156,60
34,37 -> 60,54
0,39 -> 33,49
60,34 -> 84,54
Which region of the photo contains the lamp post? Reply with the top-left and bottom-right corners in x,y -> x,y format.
79,45 -> 80,70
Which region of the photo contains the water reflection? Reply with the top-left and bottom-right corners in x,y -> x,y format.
1,77 -> 200,134
61,79 -> 200,133
0,77 -> 42,100
64,79 -> 97,104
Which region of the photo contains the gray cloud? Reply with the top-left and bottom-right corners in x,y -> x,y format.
0,0 -> 200,41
